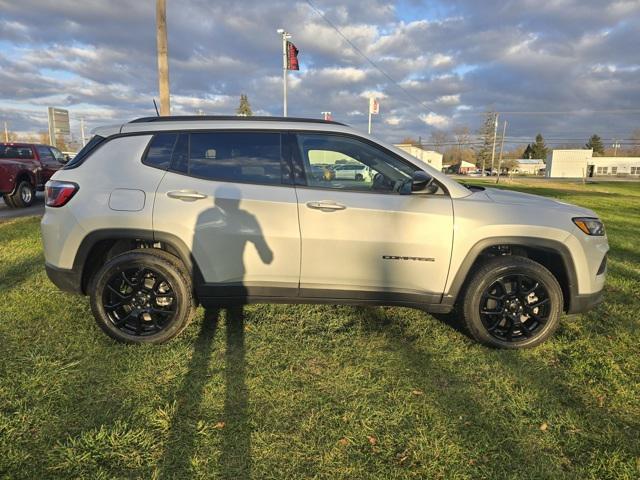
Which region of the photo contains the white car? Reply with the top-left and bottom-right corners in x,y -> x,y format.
41,115 -> 608,348
331,164 -> 371,181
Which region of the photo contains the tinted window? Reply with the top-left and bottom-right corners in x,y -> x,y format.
37,146 -> 55,162
0,145 -> 34,159
144,133 -> 177,170
187,132 -> 283,185
63,134 -> 105,169
171,133 -> 189,173
296,134 -> 413,193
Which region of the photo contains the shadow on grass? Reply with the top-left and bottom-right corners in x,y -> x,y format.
220,306 -> 251,479
157,307 -> 251,479
158,308 -> 220,478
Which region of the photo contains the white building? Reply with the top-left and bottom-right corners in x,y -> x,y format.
511,159 -> 546,175
546,149 -> 593,178
546,149 -> 640,178
588,157 -> 640,177
394,144 -> 443,172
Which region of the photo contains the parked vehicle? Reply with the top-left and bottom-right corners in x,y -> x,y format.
41,116 -> 608,348
332,164 -> 371,181
0,143 -> 68,208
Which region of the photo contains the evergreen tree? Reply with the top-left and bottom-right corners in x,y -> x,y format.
475,111 -> 496,168
236,94 -> 252,116
586,134 -> 605,156
530,133 -> 548,159
523,144 -> 533,159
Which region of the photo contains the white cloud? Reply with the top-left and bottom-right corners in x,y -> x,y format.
385,116 -> 402,125
419,112 -> 451,128
436,94 -> 460,105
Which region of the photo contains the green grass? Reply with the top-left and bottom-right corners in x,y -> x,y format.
1,180 -> 639,479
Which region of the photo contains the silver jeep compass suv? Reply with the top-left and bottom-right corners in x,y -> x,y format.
41,116 -> 608,348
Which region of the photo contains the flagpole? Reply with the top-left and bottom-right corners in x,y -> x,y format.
277,29 -> 290,117
368,109 -> 372,134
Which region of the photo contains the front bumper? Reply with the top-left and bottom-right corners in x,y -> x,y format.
45,262 -> 83,294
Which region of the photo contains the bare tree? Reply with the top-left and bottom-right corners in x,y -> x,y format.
452,126 -> 471,150
429,130 -> 450,153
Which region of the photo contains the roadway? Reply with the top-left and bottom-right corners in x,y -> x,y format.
0,193 -> 45,220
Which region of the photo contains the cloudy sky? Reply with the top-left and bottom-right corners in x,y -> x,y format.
1,0 -> 640,147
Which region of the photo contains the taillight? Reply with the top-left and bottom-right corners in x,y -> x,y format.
45,181 -> 79,207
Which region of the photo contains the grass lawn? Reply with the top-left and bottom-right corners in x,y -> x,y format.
0,180 -> 638,479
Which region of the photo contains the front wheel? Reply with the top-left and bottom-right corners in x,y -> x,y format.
89,250 -> 196,344
461,256 -> 563,349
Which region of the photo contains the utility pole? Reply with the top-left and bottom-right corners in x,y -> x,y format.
80,117 -> 86,147
156,0 -> 170,116
612,139 -> 620,156
277,29 -> 291,117
495,120 -> 507,184
3,121 -> 8,142
489,112 -> 499,175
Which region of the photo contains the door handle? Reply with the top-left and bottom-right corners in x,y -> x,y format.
167,190 -> 208,201
306,200 -> 347,212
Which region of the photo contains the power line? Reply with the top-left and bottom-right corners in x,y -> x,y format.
306,1 -> 640,121
305,0 -> 433,112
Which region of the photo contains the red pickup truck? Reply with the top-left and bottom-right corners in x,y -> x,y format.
0,143 -> 68,208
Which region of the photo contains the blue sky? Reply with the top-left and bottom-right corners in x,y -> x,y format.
1,0 -> 640,148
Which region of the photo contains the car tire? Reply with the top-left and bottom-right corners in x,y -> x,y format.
2,194 -> 17,208
460,256 -> 563,349
8,181 -> 36,208
89,249 -> 196,344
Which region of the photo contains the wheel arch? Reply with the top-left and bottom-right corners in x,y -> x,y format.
443,236 -> 578,312
73,229 -> 203,296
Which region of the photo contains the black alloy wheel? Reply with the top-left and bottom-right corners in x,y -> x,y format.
479,274 -> 551,343
103,266 -> 177,337
461,256 -> 563,349
90,249 -> 196,344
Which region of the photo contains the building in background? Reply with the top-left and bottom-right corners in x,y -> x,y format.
546,149 -> 640,178
588,157 -> 640,177
511,159 -> 546,175
394,143 -> 443,171
546,149 -> 593,178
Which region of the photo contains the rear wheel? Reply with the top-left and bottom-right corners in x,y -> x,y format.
2,194 -> 16,208
460,256 -> 563,349
8,181 -> 35,208
89,250 -> 196,344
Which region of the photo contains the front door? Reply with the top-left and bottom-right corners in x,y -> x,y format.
293,133 -> 454,302
152,131 -> 300,298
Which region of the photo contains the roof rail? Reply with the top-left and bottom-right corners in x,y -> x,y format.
129,115 -> 346,126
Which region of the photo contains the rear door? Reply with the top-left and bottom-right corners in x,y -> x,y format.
152,130 -> 301,299
293,132 -> 454,302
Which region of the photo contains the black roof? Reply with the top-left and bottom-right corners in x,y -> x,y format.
129,115 -> 346,126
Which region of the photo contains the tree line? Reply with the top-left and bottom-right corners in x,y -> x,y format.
401,112 -> 640,172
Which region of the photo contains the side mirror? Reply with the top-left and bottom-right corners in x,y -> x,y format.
400,170 -> 435,194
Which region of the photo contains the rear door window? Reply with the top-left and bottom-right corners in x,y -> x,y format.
183,132 -> 285,185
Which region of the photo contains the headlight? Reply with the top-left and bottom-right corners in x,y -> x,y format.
572,217 -> 605,236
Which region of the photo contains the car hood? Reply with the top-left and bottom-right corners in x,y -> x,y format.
483,187 -> 597,216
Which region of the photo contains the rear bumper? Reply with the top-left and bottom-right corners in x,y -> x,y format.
567,289 -> 604,314
45,262 -> 83,294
